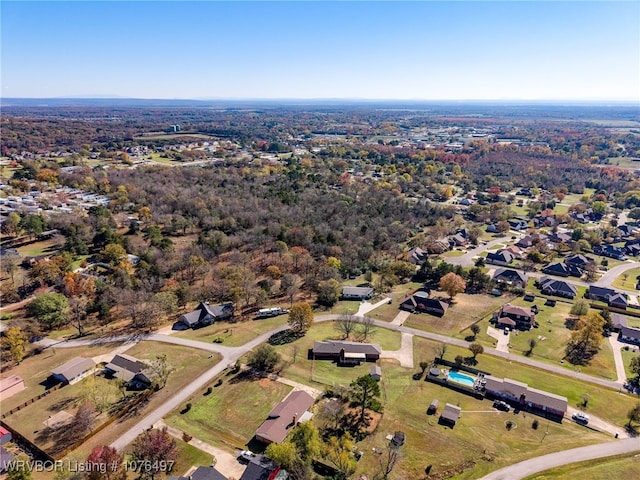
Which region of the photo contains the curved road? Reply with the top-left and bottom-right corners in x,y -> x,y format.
480,437 -> 640,480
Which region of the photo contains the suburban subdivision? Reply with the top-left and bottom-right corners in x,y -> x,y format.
1,101 -> 640,480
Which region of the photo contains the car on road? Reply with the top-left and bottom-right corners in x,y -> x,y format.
572,412 -> 589,424
493,400 -> 511,412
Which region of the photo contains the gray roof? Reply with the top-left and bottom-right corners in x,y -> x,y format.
441,403 -> 461,422
105,354 -> 147,382
313,340 -> 382,356
620,326 -> 640,340
483,376 -> 567,413
191,466 -> 228,480
493,268 -> 527,284
52,357 -> 95,381
180,302 -> 234,326
342,286 -> 374,296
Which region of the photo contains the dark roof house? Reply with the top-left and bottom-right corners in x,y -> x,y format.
619,326 -> 640,345
255,391 -> 315,444
313,341 -> 381,363
483,376 -> 567,419
493,268 -> 527,288
176,302 -> 234,329
240,454 -> 288,480
538,277 -> 577,299
496,303 -> 535,330
407,247 -> 428,265
486,250 -> 514,266
105,354 -> 147,382
399,291 -> 448,317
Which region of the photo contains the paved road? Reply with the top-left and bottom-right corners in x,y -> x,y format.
479,437 -> 640,480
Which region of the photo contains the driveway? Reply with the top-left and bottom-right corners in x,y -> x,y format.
357,296 -> 392,316
381,332 -> 414,368
608,335 -> 630,385
487,326 -> 509,353
390,310 -> 411,326
565,405 -> 629,439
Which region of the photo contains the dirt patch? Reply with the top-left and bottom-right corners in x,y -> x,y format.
44,410 -> 73,428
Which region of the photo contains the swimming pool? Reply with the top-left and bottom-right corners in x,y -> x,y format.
448,371 -> 475,387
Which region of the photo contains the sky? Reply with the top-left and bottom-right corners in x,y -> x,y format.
1,1 -> 639,101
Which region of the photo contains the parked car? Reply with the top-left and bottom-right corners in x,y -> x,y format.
493,400 -> 510,412
239,450 -> 256,461
572,412 -> 589,424
503,327 -> 510,335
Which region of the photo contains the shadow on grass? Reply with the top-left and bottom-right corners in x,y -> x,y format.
268,329 -> 305,346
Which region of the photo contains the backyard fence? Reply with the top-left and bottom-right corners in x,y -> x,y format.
1,383 -> 64,419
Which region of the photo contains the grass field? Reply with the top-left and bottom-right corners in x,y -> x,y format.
403,293 -> 511,338
353,361 -> 611,480
16,237 -> 61,257
174,314 -> 290,347
166,376 -> 292,449
621,347 -> 639,381
412,337 -> 638,427
611,267 -> 640,290
524,452 -> 640,479
169,438 -> 214,478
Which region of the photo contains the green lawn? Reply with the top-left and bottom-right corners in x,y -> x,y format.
442,249 -> 465,258
169,438 -> 214,479
174,314 -> 290,347
611,267 -> 640,290
413,337 -> 638,427
523,452 -> 640,479
352,361 -> 611,480
166,375 -> 292,449
16,238 -> 61,257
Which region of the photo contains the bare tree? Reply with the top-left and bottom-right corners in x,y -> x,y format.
374,442 -> 401,480
335,314 -> 358,340
74,400 -> 97,436
359,316 -> 376,341
436,343 -> 448,360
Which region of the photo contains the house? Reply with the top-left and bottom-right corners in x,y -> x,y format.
564,254 -> 595,268
524,292 -> 536,301
240,454 -> 288,480
439,403 -> 461,427
618,326 -> 640,345
548,231 -> 572,245
618,225 -> 636,238
342,286 -> 374,300
594,244 -> 627,260
486,224 -> 498,233
105,354 -> 149,384
407,247 -> 428,265
0,426 -> 11,445
486,250 -> 514,266
448,233 -> 468,247
496,303 -> 535,330
625,242 -> 640,257
482,376 -> 567,419
174,466 -> 228,480
508,218 -> 528,231
51,357 -> 95,384
492,268 -> 527,288
312,341 -> 381,363
255,391 -> 315,444
0,375 -> 25,401
587,286 -> 628,309
503,245 -> 525,259
541,262 -> 579,278
370,365 -> 382,381
176,302 -> 234,329
399,291 -> 448,317
516,233 -> 548,249
538,277 -> 577,299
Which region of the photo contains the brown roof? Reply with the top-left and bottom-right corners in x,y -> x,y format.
501,303 -> 534,318
255,390 -> 315,444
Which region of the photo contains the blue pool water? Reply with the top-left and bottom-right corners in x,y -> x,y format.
448,371 -> 475,386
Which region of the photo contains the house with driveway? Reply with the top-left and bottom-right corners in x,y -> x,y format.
175,302 -> 234,329
486,250 -> 515,266
312,340 -> 381,364
341,286 -> 374,300
255,390 -> 315,444
619,326 -> 640,345
482,376 -> 567,420
538,277 -> 577,299
494,303 -> 535,330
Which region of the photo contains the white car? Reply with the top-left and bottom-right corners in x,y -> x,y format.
572,412 -> 589,424
240,450 -> 256,461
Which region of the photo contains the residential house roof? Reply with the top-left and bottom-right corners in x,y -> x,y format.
313,341 -> 381,357
493,268 -> 527,286
180,302 -> 234,326
190,466 -> 228,480
407,247 -> 427,265
52,357 -> 95,382
525,386 -> 568,413
500,304 -> 534,319
0,446 -> 15,472
588,285 -> 616,299
255,391 -> 315,444
483,376 -> 567,414
240,454 -> 288,480
105,354 -> 147,382
486,250 -> 514,264
620,326 -> 640,342
342,286 -> 374,297
564,254 -> 594,266
400,291 -> 448,316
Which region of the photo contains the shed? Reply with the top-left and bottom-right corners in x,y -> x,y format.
439,403 -> 461,427
370,365 -> 382,381
427,399 -> 439,415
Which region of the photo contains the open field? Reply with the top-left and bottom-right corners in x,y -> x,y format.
612,267 -> 640,290
403,292 -> 511,338
523,452 -> 640,479
166,375 -> 292,450
174,314 -> 290,347
15,237 -> 61,257
353,361 -> 611,480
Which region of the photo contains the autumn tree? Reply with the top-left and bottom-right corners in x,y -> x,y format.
565,311 -> 606,364
324,434 -> 357,479
73,400 -> 97,436
27,293 -> 70,329
349,374 -> 382,427
101,243 -> 127,266
316,278 -> 342,307
1,326 -> 26,364
129,427 -> 177,480
570,299 -> 590,317
86,445 -> 127,480
265,441 -> 297,470
288,302 -> 313,333
290,422 -> 321,463
439,272 -> 466,300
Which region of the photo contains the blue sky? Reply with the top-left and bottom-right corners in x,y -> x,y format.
2,1 -> 639,100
